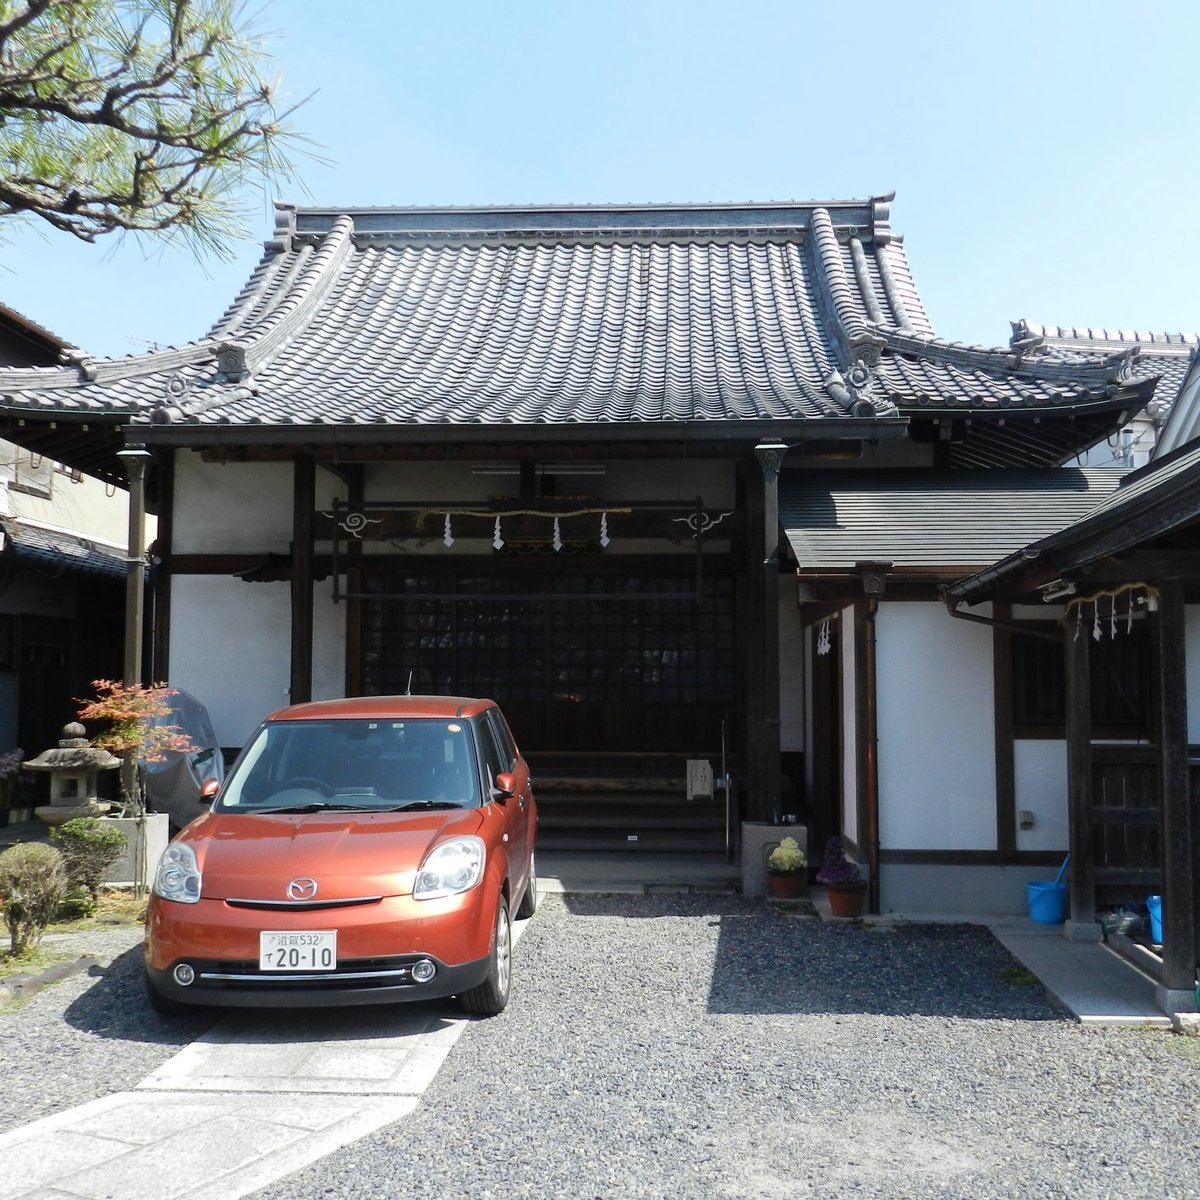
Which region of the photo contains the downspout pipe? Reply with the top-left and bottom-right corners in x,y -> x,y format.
940,587 -> 1063,644
755,441 -> 788,825
861,594 -> 881,915
118,445 -> 152,806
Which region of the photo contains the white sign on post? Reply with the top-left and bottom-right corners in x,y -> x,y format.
686,759 -> 714,801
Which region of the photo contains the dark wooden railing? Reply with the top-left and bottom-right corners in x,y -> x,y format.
1088,745 -> 1200,901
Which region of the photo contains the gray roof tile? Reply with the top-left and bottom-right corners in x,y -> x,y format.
782,468 -> 1127,571
0,199 -> 1157,458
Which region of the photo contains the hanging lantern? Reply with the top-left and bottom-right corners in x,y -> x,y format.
552,517 -> 563,553
442,514 -> 454,548
493,516 -> 504,551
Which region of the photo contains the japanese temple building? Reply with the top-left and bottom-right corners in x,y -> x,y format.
1,194 -> 1187,925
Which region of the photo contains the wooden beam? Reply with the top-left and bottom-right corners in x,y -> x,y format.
290,456 -> 315,705
1065,620 -> 1095,924
1155,580 -> 1197,994
992,603 -> 1016,856
1059,551 -> 1200,583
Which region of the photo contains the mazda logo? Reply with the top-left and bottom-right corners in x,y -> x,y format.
287,877 -> 318,901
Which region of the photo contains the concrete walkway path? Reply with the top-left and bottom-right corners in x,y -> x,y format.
0,991 -> 475,1199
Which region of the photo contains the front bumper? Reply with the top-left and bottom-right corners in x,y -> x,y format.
145,952 -> 491,1008
145,888 -> 496,1009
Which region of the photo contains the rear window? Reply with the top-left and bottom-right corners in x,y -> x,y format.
216,718 -> 480,810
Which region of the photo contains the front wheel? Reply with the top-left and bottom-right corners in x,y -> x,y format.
461,894 -> 511,1016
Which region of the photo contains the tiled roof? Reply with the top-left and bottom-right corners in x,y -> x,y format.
1010,320 -> 1196,411
781,468 -> 1126,572
946,439 -> 1200,604
0,517 -> 127,578
0,197 -> 1158,477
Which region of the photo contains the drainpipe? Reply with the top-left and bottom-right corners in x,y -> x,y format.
755,442 -> 788,825
117,445 -> 152,805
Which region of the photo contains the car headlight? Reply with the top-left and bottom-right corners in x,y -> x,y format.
153,843 -> 202,904
413,836 -> 485,900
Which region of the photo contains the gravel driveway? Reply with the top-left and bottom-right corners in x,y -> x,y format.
250,893 -> 1199,1200
0,924 -> 215,1132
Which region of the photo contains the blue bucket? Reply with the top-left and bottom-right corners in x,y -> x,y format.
1026,881 -> 1068,924
1147,895 -> 1163,944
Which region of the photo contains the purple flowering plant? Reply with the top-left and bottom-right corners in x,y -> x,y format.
815,836 -> 861,885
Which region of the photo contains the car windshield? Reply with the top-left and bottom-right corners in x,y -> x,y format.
215,717 -> 480,813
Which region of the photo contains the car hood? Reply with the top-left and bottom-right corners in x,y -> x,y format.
178,809 -> 484,901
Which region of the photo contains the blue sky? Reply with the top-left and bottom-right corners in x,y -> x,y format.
3,0 -> 1199,357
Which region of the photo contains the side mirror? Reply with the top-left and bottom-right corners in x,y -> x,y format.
200,777 -> 220,802
491,772 -> 517,804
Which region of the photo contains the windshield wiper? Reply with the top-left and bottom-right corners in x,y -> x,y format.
250,801 -> 374,815
383,801 -> 466,811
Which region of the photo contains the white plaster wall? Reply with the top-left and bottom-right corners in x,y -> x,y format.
0,440 -> 140,546
779,576 -> 805,753
1013,740 -> 1069,852
841,606 -> 858,845
1187,606 -> 1200,743
172,453 -> 345,554
168,576 -> 345,748
876,602 -> 997,850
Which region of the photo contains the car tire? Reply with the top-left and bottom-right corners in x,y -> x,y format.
461,894 -> 511,1016
144,973 -> 197,1018
515,851 -> 538,919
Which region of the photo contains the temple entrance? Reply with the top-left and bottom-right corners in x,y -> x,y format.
358,567 -> 739,758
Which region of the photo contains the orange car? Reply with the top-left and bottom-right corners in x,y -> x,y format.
144,696 -> 537,1016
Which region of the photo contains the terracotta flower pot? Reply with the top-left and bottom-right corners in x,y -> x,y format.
768,871 -> 806,899
825,880 -> 867,917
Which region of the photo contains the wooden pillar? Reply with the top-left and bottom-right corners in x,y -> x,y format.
855,597 -> 881,914
290,455 -> 315,705
1155,580 -> 1197,1006
150,451 -> 174,683
754,442 -> 787,825
1064,618 -> 1096,929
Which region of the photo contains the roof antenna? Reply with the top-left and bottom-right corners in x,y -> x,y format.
406,670 -> 413,697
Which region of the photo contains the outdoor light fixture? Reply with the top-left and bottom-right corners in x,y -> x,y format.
1039,580 -> 1076,602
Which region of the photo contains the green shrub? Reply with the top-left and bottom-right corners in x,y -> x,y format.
0,842 -> 68,957
50,817 -> 128,902
57,883 -> 99,921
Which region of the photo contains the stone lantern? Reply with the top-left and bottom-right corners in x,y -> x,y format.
25,722 -> 121,826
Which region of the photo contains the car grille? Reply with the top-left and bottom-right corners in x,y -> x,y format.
195,954 -> 432,990
224,896 -> 383,911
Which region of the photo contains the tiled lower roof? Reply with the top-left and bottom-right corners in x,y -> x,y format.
946,441 -> 1200,604
0,518 -> 127,578
781,468 -> 1127,571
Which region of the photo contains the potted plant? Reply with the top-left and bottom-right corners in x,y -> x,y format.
816,836 -> 867,917
766,835 -> 807,898
76,680 -> 194,894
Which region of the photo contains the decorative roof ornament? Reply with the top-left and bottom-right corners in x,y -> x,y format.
215,343 -> 250,382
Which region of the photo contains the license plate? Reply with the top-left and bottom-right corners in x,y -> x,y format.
259,930 -> 337,971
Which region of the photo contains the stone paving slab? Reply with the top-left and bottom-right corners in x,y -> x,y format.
988,925 -> 1172,1027
139,1009 -> 467,1095
0,1091 -> 417,1200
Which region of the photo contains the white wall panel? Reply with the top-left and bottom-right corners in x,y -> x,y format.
1187,606 -> 1200,743
313,592 -> 347,702
169,576 -> 292,747
876,603 -> 996,850
1013,740 -> 1069,852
